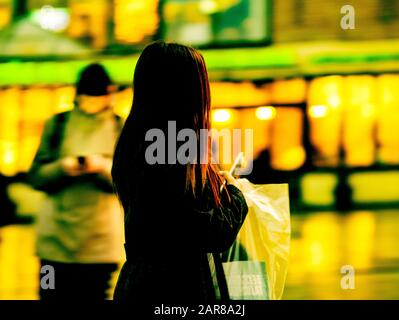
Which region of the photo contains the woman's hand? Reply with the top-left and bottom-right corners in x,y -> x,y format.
84,155 -> 112,175
61,157 -> 84,176
219,170 -> 239,188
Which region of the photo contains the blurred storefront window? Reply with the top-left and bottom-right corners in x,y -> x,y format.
342,76 -> 377,167
28,0 -> 67,9
3,73 -> 399,177
273,0 -> 399,43
308,76 -> 343,167
0,0 -> 12,29
308,74 -> 399,169
0,87 -> 20,176
210,106 -> 305,171
0,85 -> 133,175
67,0 -> 109,48
210,82 -> 271,108
162,0 -> 271,46
376,74 -> 399,164
114,0 -> 159,44
271,107 -> 305,171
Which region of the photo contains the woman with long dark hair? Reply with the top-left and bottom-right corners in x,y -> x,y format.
112,41 -> 248,301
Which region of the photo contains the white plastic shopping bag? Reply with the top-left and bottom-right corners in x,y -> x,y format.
221,179 -> 291,300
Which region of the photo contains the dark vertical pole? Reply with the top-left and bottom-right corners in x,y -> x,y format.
335,105 -> 353,212
296,101 -> 313,211
301,102 -> 313,169
107,0 -> 115,47
155,0 -> 165,41
12,0 -> 28,20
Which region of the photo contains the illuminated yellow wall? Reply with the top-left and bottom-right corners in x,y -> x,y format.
0,86 -> 131,176
0,88 -> 20,176
210,82 -> 271,108
308,74 -> 399,167
376,75 -> 399,164
300,173 -> 338,206
210,79 -> 307,171
0,0 -> 11,29
270,78 -> 307,104
210,106 -> 305,171
68,0 -> 109,48
211,106 -> 274,169
211,108 -> 240,169
114,0 -> 159,44
343,76 -> 377,167
271,107 -> 305,170
2,75 -> 399,176
240,107 -> 273,158
349,171 -> 399,203
210,78 -> 307,108
308,76 -> 343,167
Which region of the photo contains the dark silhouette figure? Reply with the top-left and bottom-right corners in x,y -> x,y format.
334,149 -> 353,211
0,174 -> 16,227
248,148 -> 273,184
112,41 -> 248,301
28,63 -> 124,300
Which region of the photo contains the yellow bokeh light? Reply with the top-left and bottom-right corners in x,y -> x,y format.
212,109 -> 231,123
327,95 -> 341,109
0,141 -> 18,176
114,0 -> 159,43
309,105 -> 328,118
199,0 -> 219,14
255,106 -> 276,121
3,149 -> 14,165
361,103 -> 375,118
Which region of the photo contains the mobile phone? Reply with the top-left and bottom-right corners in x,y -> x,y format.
220,152 -> 244,192
229,152 -> 244,176
77,156 -> 86,167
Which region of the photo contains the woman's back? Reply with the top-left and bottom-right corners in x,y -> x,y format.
116,168 -> 247,301
112,41 -> 248,302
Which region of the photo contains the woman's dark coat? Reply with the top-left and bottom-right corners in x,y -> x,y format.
113,166 -> 248,302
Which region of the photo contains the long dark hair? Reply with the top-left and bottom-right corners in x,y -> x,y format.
112,41 -> 223,211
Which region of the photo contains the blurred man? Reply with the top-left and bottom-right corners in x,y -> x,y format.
28,64 -> 124,300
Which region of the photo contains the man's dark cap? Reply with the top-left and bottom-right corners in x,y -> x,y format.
76,63 -> 112,96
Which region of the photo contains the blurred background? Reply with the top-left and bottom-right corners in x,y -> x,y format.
0,0 -> 399,299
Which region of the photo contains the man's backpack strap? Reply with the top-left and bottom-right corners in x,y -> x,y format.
49,111 -> 71,157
